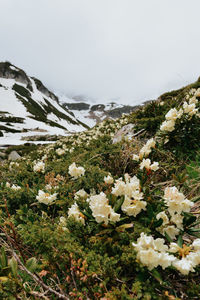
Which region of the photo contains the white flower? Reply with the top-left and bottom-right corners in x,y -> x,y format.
189,96 -> 198,105
36,190 -> 57,205
164,186 -> 194,215
121,195 -> 147,217
59,216 -> 67,226
104,175 -> 114,185
160,120 -> 175,132
68,162 -> 85,179
109,209 -> 121,223
170,213 -> 184,230
59,216 -> 68,230
140,159 -> 159,171
159,252 -> 176,269
156,211 -> 169,226
165,108 -> 179,121
112,179 -> 126,196
164,186 -> 184,202
74,189 -> 88,200
88,192 -> 120,225
68,202 -> 85,224
183,102 -> 197,115
169,242 -> 180,253
33,161 -> 45,173
162,225 -> 180,240
132,233 -> 175,270
138,249 -> 160,270
150,162 -> 159,171
139,138 -> 155,159
140,159 -> 151,170
192,239 -> 200,251
132,154 -> 139,161
11,184 -> 21,191
56,148 -> 65,156
173,258 -> 195,275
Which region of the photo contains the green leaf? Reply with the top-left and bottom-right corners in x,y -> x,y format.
0,247 -> 7,269
114,197 -> 124,212
25,257 -> 38,273
165,232 -> 173,243
151,269 -> 163,284
183,213 -> 196,227
152,218 -> 163,229
177,235 -> 183,247
146,203 -> 154,219
9,257 -> 18,278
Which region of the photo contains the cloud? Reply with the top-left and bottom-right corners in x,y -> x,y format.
0,0 -> 200,104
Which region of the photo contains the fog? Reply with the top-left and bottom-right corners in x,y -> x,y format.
0,0 -> 200,104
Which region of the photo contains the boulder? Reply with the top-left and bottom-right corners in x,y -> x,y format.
8,151 -> 21,161
112,124 -> 135,144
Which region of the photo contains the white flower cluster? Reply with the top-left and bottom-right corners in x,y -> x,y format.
112,174 -> 147,217
74,189 -> 88,200
56,148 -> 65,156
156,187 -> 194,240
36,190 -> 57,205
6,182 -> 21,190
68,202 -> 85,224
170,240 -> 200,275
160,94 -> 199,132
133,138 -> 156,161
139,158 -> 159,172
41,115 -> 129,157
59,216 -> 67,231
132,233 -> 175,270
133,233 -> 200,275
104,175 -> 114,185
88,192 -> 120,225
68,162 -> 85,179
33,160 -> 45,173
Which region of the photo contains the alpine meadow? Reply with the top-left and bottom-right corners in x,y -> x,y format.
0,74 -> 200,299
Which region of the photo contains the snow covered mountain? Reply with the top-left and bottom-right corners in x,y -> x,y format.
59,95 -> 141,128
0,62 -> 88,144
0,62 -> 145,145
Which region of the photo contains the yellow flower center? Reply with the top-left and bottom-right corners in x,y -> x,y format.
178,244 -> 191,258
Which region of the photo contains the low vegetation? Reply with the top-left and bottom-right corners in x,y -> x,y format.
0,82 -> 200,299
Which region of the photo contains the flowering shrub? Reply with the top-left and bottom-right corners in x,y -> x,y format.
0,82 -> 200,298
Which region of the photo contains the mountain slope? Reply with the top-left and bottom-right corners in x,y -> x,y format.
0,62 -> 88,143
0,77 -> 199,298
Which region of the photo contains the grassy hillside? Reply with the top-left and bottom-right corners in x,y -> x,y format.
0,80 -> 200,299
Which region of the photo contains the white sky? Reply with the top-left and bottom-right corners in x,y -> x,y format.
0,0 -> 200,104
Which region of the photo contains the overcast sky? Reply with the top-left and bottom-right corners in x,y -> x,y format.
1,0 -> 200,104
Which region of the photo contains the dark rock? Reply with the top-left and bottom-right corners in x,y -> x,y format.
64,102 -> 90,111
0,62 -> 32,90
32,77 -> 59,102
91,104 -> 105,111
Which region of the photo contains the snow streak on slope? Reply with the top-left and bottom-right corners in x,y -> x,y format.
0,62 -> 88,144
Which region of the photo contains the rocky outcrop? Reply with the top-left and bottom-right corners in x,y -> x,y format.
112,124 -> 135,143
8,151 -> 21,161
32,77 -> 59,102
0,62 -> 33,90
